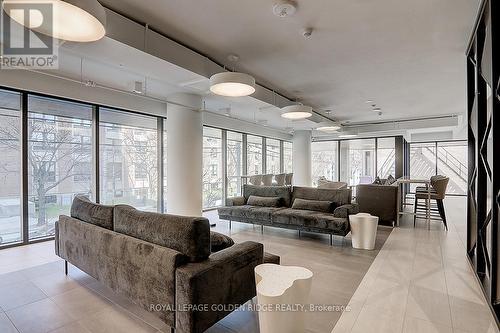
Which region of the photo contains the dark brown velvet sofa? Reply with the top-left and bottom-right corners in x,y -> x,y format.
218,185 -> 359,244
55,196 -> 279,333
356,182 -> 398,226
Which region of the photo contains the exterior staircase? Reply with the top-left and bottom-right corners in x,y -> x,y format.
410,147 -> 467,195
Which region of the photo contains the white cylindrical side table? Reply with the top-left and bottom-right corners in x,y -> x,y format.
349,213 -> 379,250
254,264 -> 313,333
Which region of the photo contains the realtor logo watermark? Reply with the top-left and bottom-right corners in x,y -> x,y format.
1,1 -> 58,69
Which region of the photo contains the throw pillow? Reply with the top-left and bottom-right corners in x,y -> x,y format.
210,231 -> 234,253
372,177 -> 382,185
71,195 -> 114,230
292,198 -> 334,213
247,195 -> 283,207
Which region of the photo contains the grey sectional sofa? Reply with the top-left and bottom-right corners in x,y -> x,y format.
218,185 -> 359,244
55,196 -> 279,333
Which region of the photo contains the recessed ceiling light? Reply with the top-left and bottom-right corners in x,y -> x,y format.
209,72 -> 256,97
372,107 -> 381,112
3,0 -> 106,42
365,100 -> 374,104
281,105 -> 313,120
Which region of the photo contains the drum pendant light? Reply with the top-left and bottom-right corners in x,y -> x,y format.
316,122 -> 341,133
281,105 -> 313,120
3,0 -> 106,42
209,72 -> 256,97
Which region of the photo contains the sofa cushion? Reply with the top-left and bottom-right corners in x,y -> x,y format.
273,208 -> 320,226
272,208 -> 348,233
247,195 -> 282,207
210,231 -> 234,253
230,205 -> 283,222
292,186 -> 351,206
70,196 -> 114,230
113,205 -> 211,262
243,185 -> 291,207
291,198 -> 333,213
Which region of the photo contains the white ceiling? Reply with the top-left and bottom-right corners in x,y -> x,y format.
52,38 -> 315,131
97,0 -> 480,123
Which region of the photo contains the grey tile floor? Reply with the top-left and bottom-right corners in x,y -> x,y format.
333,196 -> 500,333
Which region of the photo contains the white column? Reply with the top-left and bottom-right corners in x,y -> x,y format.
292,130 -> 312,186
166,93 -> 203,216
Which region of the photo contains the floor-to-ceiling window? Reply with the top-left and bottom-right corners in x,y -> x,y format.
247,135 -> 263,175
202,127 -> 223,209
226,131 -> 243,197
283,141 -> 293,173
312,141 -> 338,186
377,137 -> 396,179
99,108 -> 159,212
409,142 -> 437,192
266,138 -> 281,174
340,139 -> 376,185
409,141 -> 467,195
436,141 -> 467,195
28,96 -> 93,240
0,90 -> 21,245
0,88 -> 169,248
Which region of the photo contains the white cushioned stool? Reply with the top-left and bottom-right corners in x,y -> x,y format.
349,213 -> 379,250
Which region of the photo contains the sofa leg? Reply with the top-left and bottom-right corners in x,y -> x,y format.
330,234 -> 333,246
64,260 -> 68,275
261,225 -> 264,234
170,327 -> 175,333
298,230 -> 301,238
229,219 -> 232,230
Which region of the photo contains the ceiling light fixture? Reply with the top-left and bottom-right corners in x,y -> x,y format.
273,0 -> 296,17
209,72 -> 256,97
281,105 -> 313,120
338,134 -> 358,138
3,0 -> 106,42
316,123 -> 341,133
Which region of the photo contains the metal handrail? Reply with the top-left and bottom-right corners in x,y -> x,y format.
422,146 -> 467,182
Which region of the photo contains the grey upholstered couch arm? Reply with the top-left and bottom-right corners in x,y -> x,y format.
333,203 -> 360,218
175,241 -> 263,333
226,196 -> 246,206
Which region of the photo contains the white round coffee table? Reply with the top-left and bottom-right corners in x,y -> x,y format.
349,213 -> 379,250
254,264 -> 313,333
